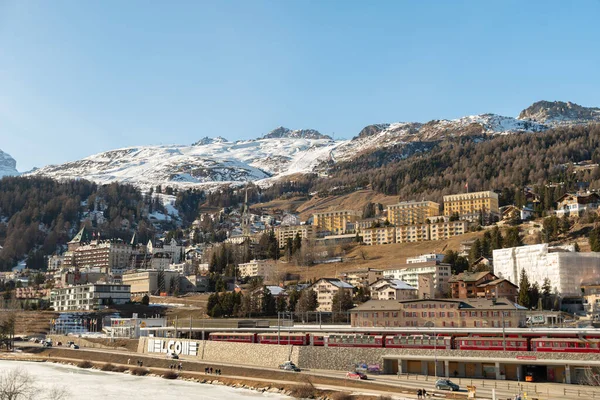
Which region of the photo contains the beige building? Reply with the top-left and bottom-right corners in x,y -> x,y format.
395,224 -> 430,243
339,268 -> 383,288
383,261 -> 452,298
50,283 -> 131,311
122,270 -> 180,296
428,217 -> 468,240
311,278 -> 354,312
64,227 -> 135,272
443,190 -> 500,222
237,259 -> 273,279
274,225 -> 316,248
369,279 -> 417,300
350,298 -> 526,328
361,226 -> 395,246
313,210 -> 361,235
387,201 -> 440,226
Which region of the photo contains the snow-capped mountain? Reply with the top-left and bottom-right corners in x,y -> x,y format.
0,149 -> 19,178
518,101 -> 600,125
28,134 -> 342,189
27,101 -> 600,188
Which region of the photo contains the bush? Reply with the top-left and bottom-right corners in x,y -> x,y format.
378,396 -> 393,400
331,393 -> 353,400
290,383 -> 317,399
113,366 -> 128,373
77,361 -> 93,369
100,363 -> 115,371
130,367 -> 149,376
162,371 -> 179,380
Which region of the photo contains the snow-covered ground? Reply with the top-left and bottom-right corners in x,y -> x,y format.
0,360 -> 290,400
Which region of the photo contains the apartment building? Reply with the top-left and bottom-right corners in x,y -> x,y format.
339,268 -> 383,288
311,278 -> 354,312
122,270 -> 180,296
387,200 -> 440,226
369,279 -> 417,300
449,271 -> 518,302
237,259 -> 273,279
63,240 -> 135,272
395,224 -> 430,243
274,225 -> 316,249
383,261 -> 452,298
361,226 -> 395,246
350,298 -> 526,328
313,210 -> 361,235
428,217 -> 468,240
50,283 -> 131,311
443,190 -> 500,222
555,192 -> 600,217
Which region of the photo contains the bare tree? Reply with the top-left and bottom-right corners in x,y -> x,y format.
0,368 -> 69,400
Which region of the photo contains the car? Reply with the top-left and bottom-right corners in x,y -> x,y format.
435,379 -> 459,391
346,371 -> 367,380
279,361 -> 300,372
167,353 -> 179,359
70,344 -> 79,349
42,342 -> 52,348
66,341 -> 75,346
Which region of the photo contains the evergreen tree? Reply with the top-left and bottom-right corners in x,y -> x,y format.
518,269 -> 531,309
468,239 -> 483,265
504,227 -> 523,248
481,231 -> 492,258
276,296 -> 287,313
589,226 -> 600,252
331,290 -> 354,313
261,288 -> 276,316
292,233 -> 302,254
490,226 -> 503,250
287,289 -> 301,312
296,290 -> 318,314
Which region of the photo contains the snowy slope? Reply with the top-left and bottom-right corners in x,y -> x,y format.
0,149 -> 19,178
28,136 -> 343,189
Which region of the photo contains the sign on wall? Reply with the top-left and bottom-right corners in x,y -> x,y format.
147,339 -> 198,356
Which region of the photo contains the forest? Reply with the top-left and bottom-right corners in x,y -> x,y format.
0,177 -> 163,271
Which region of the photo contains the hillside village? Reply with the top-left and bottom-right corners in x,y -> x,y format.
3,183 -> 600,334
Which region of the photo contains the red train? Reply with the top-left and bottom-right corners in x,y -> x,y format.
207,332 -> 600,354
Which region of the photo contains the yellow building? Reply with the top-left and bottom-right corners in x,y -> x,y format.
443,190 -> 499,222
313,210 -> 361,235
428,216 -> 468,241
387,201 -> 440,226
274,225 -> 316,249
395,224 -> 430,243
361,226 -> 396,246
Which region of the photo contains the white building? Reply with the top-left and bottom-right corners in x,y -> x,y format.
369,278 -> 417,300
493,244 -> 600,296
50,283 -> 131,312
238,259 -> 273,279
383,262 -> 451,297
406,254 -> 445,264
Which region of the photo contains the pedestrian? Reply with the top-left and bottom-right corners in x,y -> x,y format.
204,367 -> 208,374
417,389 -> 422,399
127,358 -> 131,365
179,363 -> 182,371
210,367 -> 213,374
422,388 -> 427,398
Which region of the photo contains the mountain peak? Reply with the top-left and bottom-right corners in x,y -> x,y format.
518,100 -> 600,125
192,136 -> 229,146
0,149 -> 19,178
262,127 -> 331,140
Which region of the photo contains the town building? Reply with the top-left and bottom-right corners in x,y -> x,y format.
387,200 -> 440,226
449,271 -> 518,301
147,238 -> 185,264
122,270 -> 180,296
383,261 -> 452,298
369,279 -> 417,300
406,254 -> 445,264
313,210 -> 361,235
47,255 -> 64,271
237,259 -> 273,279
106,315 -> 166,338
339,268 -> 383,288
395,224 -> 430,243
555,192 -> 600,217
354,218 -> 385,231
443,190 -> 500,222
180,274 -> 210,293
310,278 -> 354,312
274,225 -> 316,248
63,227 -> 136,272
361,226 -> 395,246
428,217 -> 468,241
350,298 -> 526,328
150,252 -> 172,271
50,283 -> 131,311
494,244 -> 600,296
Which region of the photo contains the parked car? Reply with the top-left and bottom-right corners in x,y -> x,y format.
279,361 -> 300,372
167,353 -> 179,359
346,371 -> 367,380
70,344 -> 79,349
435,379 -> 459,391
42,341 -> 52,348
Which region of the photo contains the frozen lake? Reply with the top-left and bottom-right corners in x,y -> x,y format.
0,360 -> 290,400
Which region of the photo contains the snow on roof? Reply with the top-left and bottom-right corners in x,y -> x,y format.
388,279 -> 416,290
265,286 -> 286,296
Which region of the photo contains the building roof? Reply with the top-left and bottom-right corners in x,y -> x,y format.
350,300 -> 405,312
69,226 -> 92,244
351,297 -> 523,312
477,278 -> 518,288
448,271 -> 494,283
265,286 -> 286,296
369,278 -> 415,291
314,278 -> 354,289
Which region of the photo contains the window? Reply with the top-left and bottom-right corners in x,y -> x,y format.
392,312 -> 398,318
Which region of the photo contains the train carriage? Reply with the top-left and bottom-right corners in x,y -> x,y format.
257,333 -> 309,345
385,335 -> 452,350
326,334 -> 384,348
531,338 -> 600,353
455,336 -> 528,351
208,332 -> 257,343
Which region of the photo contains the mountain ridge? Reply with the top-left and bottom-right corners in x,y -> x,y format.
0,149 -> 20,178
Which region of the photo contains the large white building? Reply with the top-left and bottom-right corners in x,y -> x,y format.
382,262 -> 451,297
50,283 -> 131,311
493,244 -> 600,296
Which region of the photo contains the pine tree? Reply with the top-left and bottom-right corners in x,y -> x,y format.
490,226 -> 504,250
589,226 -> 600,252
518,269 -> 531,309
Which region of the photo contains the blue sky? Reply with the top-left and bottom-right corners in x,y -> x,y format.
1,0 -> 599,171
